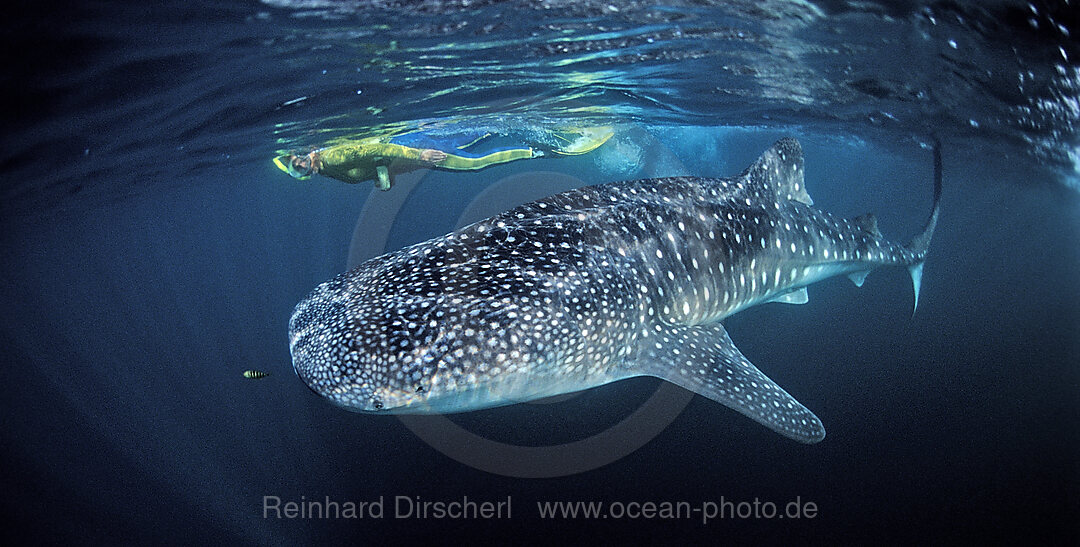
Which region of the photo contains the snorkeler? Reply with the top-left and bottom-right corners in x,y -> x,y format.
274,126 -> 613,190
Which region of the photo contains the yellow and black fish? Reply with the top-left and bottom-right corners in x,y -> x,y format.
243,370 -> 270,379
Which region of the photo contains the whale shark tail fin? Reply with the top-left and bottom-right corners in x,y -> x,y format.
904,136 -> 943,315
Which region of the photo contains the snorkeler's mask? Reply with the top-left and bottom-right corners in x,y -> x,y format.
273,151 -> 320,180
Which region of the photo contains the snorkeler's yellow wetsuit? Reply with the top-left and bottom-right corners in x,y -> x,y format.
275,140 -> 536,190
274,126 -> 613,190
322,141 -> 534,185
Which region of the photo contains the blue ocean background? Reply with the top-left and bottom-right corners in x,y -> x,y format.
1,0 -> 1077,544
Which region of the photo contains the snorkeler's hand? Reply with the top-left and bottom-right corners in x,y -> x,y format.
420,149 -> 448,164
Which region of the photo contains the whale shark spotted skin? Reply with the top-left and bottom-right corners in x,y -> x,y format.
289,138 -> 941,443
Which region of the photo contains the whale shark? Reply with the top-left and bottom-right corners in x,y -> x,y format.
289,137 -> 941,443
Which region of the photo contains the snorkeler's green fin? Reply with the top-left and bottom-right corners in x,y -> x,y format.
375,165 -> 392,191
552,126 -> 614,155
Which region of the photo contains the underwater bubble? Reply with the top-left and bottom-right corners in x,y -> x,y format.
593,136 -> 643,177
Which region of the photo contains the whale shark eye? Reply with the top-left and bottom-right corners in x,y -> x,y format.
415,385 -> 425,393
372,400 -> 384,410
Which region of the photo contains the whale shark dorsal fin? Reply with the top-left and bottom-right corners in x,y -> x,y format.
636,322 -> 825,443
855,213 -> 881,236
744,137 -> 813,206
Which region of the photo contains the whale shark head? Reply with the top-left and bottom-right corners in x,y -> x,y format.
288,255 -> 566,414
289,276 -> 447,413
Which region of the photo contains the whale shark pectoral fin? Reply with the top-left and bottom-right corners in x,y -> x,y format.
847,270 -> 871,287
767,287 -> 809,305
637,323 -> 825,443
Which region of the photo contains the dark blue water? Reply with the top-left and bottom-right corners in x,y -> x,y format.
2,1 -> 1077,544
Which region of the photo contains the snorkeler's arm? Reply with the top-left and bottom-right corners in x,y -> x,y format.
375,165 -> 391,190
